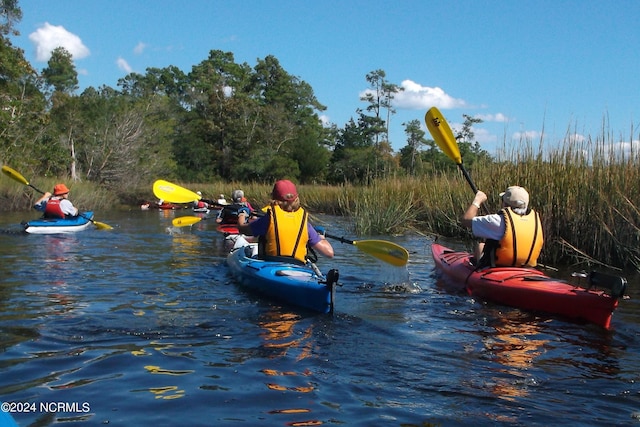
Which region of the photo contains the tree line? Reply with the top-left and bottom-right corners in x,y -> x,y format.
1,1 -> 491,193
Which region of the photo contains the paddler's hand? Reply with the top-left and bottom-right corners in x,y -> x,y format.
461,191 -> 487,228
472,191 -> 487,209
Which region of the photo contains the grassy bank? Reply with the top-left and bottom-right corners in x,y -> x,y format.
2,131 -> 639,270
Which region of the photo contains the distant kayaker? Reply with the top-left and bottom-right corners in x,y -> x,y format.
216,189 -> 254,225
237,180 -> 334,263
461,185 -> 543,268
193,191 -> 210,210
33,183 -> 79,219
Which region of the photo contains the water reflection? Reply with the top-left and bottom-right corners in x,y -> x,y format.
40,235 -> 82,316
258,310 -> 314,360
480,315 -> 547,401
258,309 -> 321,425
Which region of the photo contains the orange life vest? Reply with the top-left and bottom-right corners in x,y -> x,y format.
263,204 -> 309,263
493,207 -> 544,267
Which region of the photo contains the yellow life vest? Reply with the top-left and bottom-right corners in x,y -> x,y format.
264,204 -> 309,263
494,207 -> 544,267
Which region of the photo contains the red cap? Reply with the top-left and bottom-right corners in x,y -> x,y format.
272,180 -> 298,201
53,183 -> 70,196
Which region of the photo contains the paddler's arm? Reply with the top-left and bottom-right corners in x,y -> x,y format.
237,211 -> 253,235
461,191 -> 487,229
33,192 -> 52,211
238,208 -> 267,235
308,225 -> 334,258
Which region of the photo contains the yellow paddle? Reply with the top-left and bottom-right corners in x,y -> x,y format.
1,165 -> 113,230
153,179 -> 202,204
425,107 -> 488,213
172,216 -> 208,227
324,233 -> 409,267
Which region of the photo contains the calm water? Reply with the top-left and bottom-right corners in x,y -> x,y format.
1,208 -> 639,427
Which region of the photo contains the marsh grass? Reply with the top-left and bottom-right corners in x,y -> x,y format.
0,177 -> 118,212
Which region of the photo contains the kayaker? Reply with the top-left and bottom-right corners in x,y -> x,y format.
232,189 -> 253,212
193,191 -> 210,210
33,183 -> 79,219
461,185 -> 543,268
216,189 -> 254,225
236,180 -> 334,263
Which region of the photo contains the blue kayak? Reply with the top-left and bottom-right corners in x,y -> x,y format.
226,236 -> 339,313
23,211 -> 94,234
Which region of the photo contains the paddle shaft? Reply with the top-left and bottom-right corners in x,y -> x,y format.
324,233 -> 354,245
458,164 -> 478,194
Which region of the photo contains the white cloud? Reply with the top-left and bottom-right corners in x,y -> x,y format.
476,113 -> 509,123
28,22 -> 90,62
134,42 -> 147,55
607,140 -> 640,159
116,57 -> 132,73
512,130 -> 542,141
319,114 -> 330,126
390,79 -> 467,110
470,127 -> 497,144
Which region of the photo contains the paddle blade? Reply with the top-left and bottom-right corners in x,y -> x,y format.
353,240 -> 409,267
153,180 -> 201,204
93,220 -> 113,230
2,165 -> 30,185
172,216 -> 203,227
425,107 -> 462,164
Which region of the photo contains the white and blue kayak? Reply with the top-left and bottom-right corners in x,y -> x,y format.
23,211 -> 94,234
226,236 -> 339,313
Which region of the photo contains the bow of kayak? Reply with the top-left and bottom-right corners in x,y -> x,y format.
431,243 -> 624,329
226,236 -> 339,313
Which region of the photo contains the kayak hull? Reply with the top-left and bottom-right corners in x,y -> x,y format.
217,223 -> 240,235
24,212 -> 94,234
226,238 -> 337,313
431,243 -> 620,329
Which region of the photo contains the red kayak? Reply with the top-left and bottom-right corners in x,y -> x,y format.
216,223 -> 240,235
431,243 -> 626,329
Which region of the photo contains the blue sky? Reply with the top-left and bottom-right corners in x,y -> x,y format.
11,0 -> 640,155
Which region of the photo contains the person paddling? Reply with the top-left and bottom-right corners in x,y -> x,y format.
216,189 -> 254,225
461,185 -> 543,268
237,180 -> 334,263
33,183 -> 79,219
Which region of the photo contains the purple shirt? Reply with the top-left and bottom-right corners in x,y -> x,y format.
247,214 -> 322,246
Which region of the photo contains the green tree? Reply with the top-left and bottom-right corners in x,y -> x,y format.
73,85 -> 176,189
41,48 -> 82,179
359,69 -> 403,146
328,117 -> 381,184
178,50 -> 256,181
42,47 -> 78,94
399,119 -> 428,175
0,2 -> 47,172
455,114 -> 492,169
0,0 -> 21,37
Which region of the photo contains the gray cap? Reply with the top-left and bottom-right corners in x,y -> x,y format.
232,190 -> 244,203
